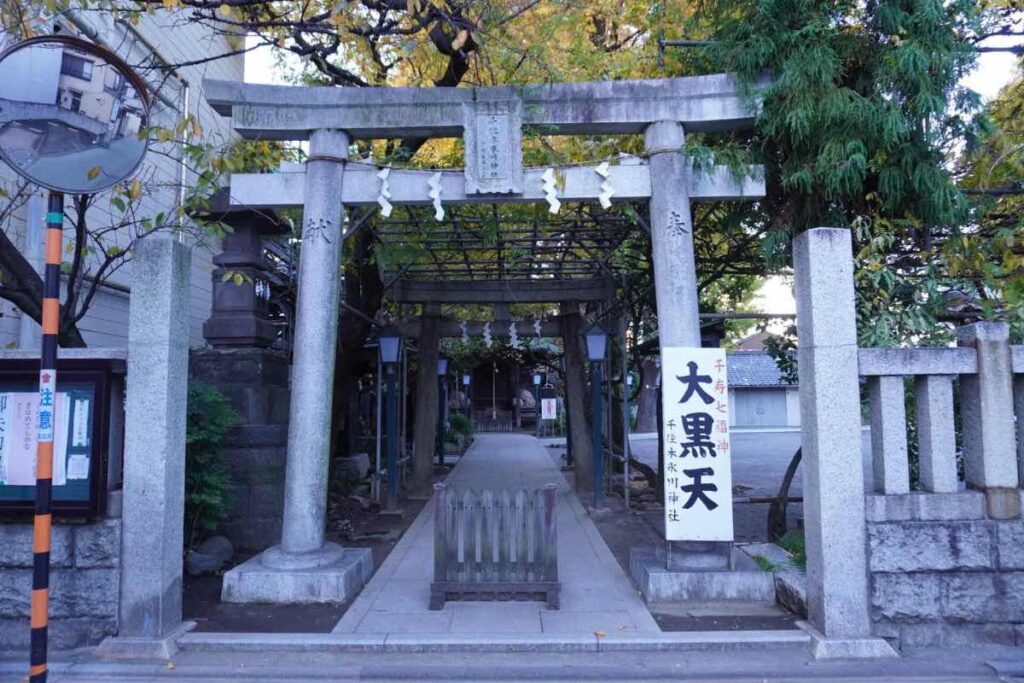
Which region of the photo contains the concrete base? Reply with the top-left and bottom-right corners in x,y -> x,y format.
800,622 -> 899,660
662,541 -> 731,570
629,547 -> 776,603
221,545 -> 373,604
96,621 -> 196,660
377,508 -> 406,519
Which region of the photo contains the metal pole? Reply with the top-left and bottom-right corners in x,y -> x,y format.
386,364 -> 398,510
491,363 -> 497,421
373,351 -> 382,502
30,191 -> 62,683
592,360 -> 603,509
621,322 -> 631,509
534,383 -> 540,438
564,386 -> 573,467
436,374 -> 445,468
399,343 -> 407,460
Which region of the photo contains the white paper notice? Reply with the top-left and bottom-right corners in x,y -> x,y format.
541,398 -> 557,421
66,454 -> 89,480
2,391 -> 70,486
661,347 -> 733,542
72,398 -> 89,448
0,394 -> 8,485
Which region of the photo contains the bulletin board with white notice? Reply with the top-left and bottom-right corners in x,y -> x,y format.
0,363 -> 115,517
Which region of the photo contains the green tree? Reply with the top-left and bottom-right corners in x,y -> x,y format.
184,383 -> 238,548
705,0 -> 1007,344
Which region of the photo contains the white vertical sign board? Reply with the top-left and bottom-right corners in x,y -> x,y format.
661,347 -> 733,542
541,398 -> 557,421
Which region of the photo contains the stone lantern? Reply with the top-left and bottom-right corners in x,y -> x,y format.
198,189 -> 289,348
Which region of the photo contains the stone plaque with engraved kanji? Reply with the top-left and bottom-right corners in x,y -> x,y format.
462,99 -> 524,195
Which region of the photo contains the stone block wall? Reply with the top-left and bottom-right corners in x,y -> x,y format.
0,517 -> 120,650
867,492 -> 1024,647
190,348 -> 289,551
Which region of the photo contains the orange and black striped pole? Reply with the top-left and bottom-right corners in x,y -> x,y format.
29,191 -> 63,683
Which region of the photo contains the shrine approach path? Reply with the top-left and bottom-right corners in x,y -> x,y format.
333,432 -> 659,637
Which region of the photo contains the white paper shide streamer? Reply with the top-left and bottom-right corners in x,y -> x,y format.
482,321 -> 493,348
541,168 -> 561,214
428,171 -> 445,221
376,167 -> 393,217
596,161 -> 614,209
508,321 -> 519,348
533,317 -> 542,338
459,320 -> 469,344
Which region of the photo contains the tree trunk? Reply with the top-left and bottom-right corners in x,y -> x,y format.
330,225 -> 383,459
0,229 -> 86,347
410,305 -> 440,495
559,305 -> 593,496
634,359 -> 659,433
768,447 -> 802,542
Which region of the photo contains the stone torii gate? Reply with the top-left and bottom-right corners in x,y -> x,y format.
203,74 -> 766,607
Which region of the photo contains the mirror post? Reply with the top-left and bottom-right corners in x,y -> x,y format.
28,191 -> 63,683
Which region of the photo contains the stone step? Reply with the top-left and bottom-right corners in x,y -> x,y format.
177,629 -> 811,654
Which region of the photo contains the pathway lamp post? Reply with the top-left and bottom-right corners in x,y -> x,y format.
533,373 -> 542,437
585,325 -> 609,509
462,373 -> 471,421
624,373 -> 633,507
0,36 -> 150,683
562,356 -> 573,467
378,330 -> 403,510
436,355 -> 448,468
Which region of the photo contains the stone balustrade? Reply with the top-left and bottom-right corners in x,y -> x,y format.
859,331 -> 1021,517
856,332 -> 1024,647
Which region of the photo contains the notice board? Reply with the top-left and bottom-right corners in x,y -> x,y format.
0,360 -> 116,518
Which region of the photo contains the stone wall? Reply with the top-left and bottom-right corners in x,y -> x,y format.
0,514 -> 120,650
190,348 -> 289,551
867,492 -> 1024,647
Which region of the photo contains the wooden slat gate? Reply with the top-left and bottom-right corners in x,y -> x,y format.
430,482 -> 560,609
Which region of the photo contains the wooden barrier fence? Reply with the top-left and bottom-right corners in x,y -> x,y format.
430,482 -> 560,609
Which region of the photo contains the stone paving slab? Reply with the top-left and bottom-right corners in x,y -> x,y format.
333,433 -> 660,636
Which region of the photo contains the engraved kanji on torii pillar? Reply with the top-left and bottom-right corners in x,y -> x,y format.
646,120 -> 701,349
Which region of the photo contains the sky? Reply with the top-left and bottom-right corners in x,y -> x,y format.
244,38 -> 1022,321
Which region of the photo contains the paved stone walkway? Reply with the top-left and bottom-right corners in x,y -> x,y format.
333,433 -> 660,636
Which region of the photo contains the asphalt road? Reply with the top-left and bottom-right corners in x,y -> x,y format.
629,430 -> 874,542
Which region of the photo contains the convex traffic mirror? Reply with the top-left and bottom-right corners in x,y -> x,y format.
0,35 -> 150,193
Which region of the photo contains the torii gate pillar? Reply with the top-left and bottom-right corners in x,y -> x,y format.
645,121 -> 701,348
221,129 -> 373,604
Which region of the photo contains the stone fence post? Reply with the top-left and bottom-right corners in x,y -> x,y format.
117,238 -> 191,646
957,322 -> 1020,519
793,228 -> 894,659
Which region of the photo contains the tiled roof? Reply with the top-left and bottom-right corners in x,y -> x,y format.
727,351 -> 795,387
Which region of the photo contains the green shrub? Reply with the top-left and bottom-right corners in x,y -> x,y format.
778,531 -> 806,570
184,383 -> 238,548
753,554 -> 780,572
448,413 -> 473,436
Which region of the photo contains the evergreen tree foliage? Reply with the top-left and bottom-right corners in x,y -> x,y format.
710,0 -> 984,232
184,383 -> 238,548
704,0 -> 1006,344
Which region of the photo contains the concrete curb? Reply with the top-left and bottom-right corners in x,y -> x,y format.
177,629 -> 811,654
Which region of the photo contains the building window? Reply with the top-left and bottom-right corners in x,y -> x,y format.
61,53 -> 93,81
58,89 -> 83,113
104,70 -> 123,94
